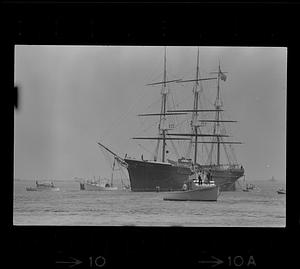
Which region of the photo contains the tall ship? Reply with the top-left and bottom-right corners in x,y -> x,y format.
98,47 -> 244,191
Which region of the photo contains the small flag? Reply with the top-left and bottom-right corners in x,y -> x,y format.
218,64 -> 227,81
220,71 -> 227,81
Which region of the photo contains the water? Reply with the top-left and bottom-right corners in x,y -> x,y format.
13,179 -> 286,226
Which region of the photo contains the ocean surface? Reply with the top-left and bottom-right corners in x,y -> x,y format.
13,179 -> 286,227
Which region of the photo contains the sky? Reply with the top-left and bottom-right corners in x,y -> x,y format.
14,46 -> 286,182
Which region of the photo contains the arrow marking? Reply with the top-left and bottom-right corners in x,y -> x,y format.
198,256 -> 224,267
56,257 -> 82,268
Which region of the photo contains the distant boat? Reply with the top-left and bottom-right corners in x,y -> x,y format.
277,188 -> 286,194
79,157 -> 130,191
81,181 -> 118,191
26,187 -> 38,191
270,176 -> 276,182
163,174 -> 219,201
79,163 -> 118,191
26,181 -> 60,191
242,183 -> 255,192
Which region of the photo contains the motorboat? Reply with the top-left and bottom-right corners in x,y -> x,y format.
163,180 -> 219,201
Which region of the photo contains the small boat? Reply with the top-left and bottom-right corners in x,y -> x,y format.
82,181 -> 118,191
242,183 -> 255,192
247,183 -> 255,190
163,177 -> 219,201
79,174 -> 118,191
80,159 -> 121,191
26,187 -> 38,191
277,188 -> 286,194
26,181 -> 60,191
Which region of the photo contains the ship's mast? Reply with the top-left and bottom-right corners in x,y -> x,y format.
133,48 -> 241,165
215,61 -> 222,165
161,47 -> 167,162
193,48 -> 200,165
154,47 -> 168,162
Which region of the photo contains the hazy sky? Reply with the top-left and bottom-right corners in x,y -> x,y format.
14,46 -> 286,182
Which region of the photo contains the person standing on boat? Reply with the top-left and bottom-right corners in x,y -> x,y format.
198,172 -> 202,185
207,171 -> 211,184
201,171 -> 206,184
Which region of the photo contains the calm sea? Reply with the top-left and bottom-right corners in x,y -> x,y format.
13,179 -> 286,227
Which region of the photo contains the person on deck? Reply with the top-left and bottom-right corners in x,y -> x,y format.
207,172 -> 211,183
198,173 -> 202,185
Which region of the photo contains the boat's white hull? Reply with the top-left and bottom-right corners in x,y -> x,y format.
163,185 -> 219,201
82,183 -> 118,191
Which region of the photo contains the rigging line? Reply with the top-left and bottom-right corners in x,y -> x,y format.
197,91 -> 210,156
165,91 -> 181,132
174,116 -> 190,128
115,162 -> 128,186
176,115 -> 189,155
185,140 -> 192,159
221,109 -> 236,133
143,55 -> 164,84
166,133 -> 181,158
197,126 -> 211,160
203,87 -> 217,108
139,120 -> 159,134
223,145 -> 235,164
170,92 -> 187,156
116,160 -> 127,176
136,142 -> 155,156
219,114 -> 238,164
146,71 -> 163,86
137,111 -> 162,135
166,69 -> 181,82
170,94 -> 179,127
99,147 -> 115,171
145,96 -> 162,111
118,161 -> 128,177
101,89 -> 150,139
220,115 -> 235,142
222,137 -> 233,165
120,169 -> 129,183
219,121 -> 233,164
206,139 -> 215,165
170,88 -> 178,110
206,123 -> 217,165
171,92 -> 193,107
229,144 -> 238,164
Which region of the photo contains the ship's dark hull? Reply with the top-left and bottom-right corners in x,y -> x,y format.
125,158 -> 191,192
207,167 -> 244,191
125,158 -> 244,192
